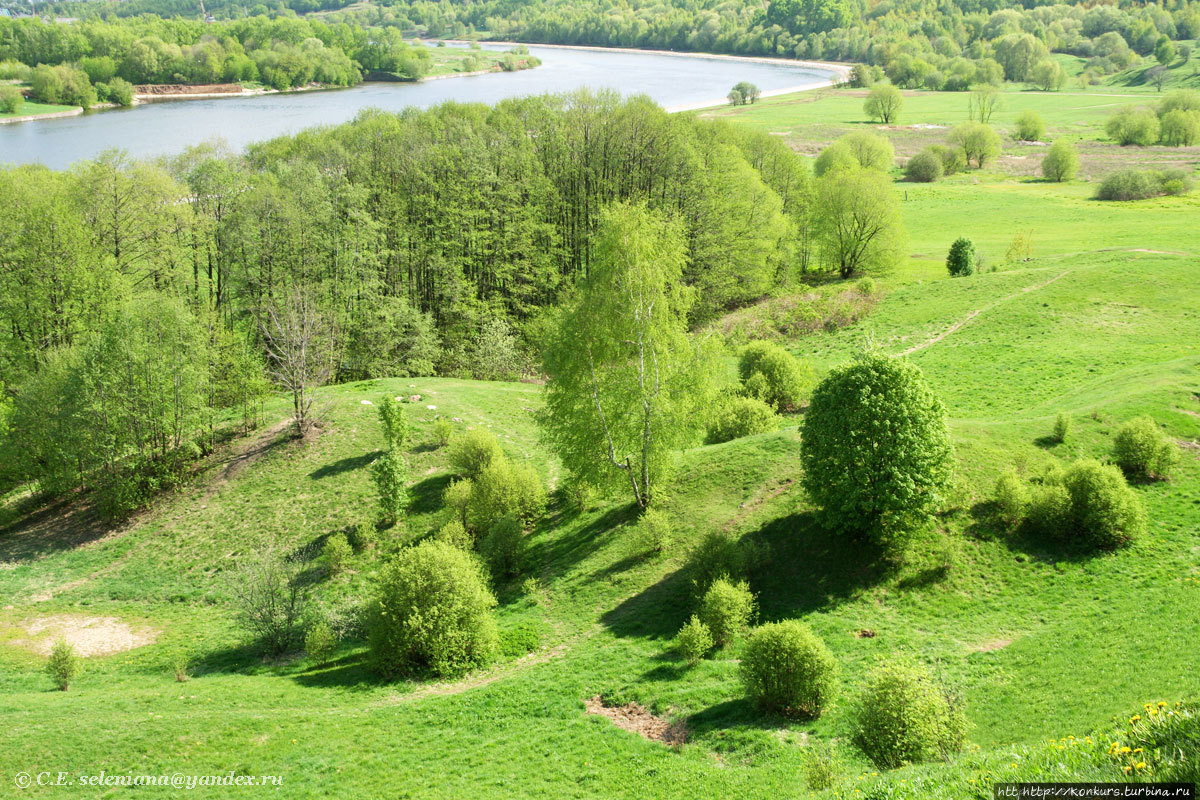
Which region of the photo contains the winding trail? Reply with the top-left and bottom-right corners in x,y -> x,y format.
900,269 -> 1071,357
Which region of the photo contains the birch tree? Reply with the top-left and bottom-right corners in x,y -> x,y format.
540,202 -> 716,509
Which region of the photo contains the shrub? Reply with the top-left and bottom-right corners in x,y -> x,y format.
1053,412 -> 1072,443
348,520 -> 378,552
228,552 -> 308,656
1106,106 -> 1160,145
738,340 -> 814,412
1113,416 -> 1180,480
856,277 -> 877,295
171,649 -> 190,682
433,418 -> 453,447
1041,141 -> 1079,182
707,396 -> 778,444
945,238 -> 976,277
106,76 -> 134,107
305,619 -> 337,666
801,354 -> 954,547
371,448 -> 408,524
467,458 -> 547,531
929,144 -> 967,175
676,615 -> 713,666
634,507 -> 673,554
1159,109 -> 1200,146
1030,59 -> 1065,91
993,467 -> 1029,528
904,149 -> 944,182
864,83 -> 903,123
443,478 -> 473,527
435,518 -> 473,549
563,477 -> 596,514
377,396 -> 409,450
448,428 -> 503,478
1014,110 -> 1046,141
0,85 -> 24,115
46,640 -> 80,691
949,123 -> 1001,168
369,540 -> 499,678
698,578 -> 755,647
481,514 -> 525,578
852,661 -> 967,768
740,621 -> 839,718
687,529 -> 748,597
323,533 -> 352,576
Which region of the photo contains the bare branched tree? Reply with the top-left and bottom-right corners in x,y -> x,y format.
262,288 -> 335,437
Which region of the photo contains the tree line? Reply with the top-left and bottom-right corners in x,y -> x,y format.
1,92 -> 903,516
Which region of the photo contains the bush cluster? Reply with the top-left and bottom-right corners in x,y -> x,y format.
1041,141 -> 1079,182
467,457 -> 547,532
448,428 -> 504,478
1023,459 -> 1147,548
738,340 -> 814,412
1107,92 -> 1200,147
904,149 -> 944,182
1014,110 -> 1046,142
480,515 -> 525,578
706,396 -> 778,444
1096,168 -> 1194,201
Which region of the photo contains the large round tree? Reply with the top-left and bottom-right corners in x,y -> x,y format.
800,354 -> 953,547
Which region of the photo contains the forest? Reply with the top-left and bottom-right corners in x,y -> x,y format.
21,0 -> 1200,92
0,91 -> 874,520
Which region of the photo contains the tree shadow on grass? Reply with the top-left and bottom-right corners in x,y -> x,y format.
408,473 -> 454,516
526,502 -> 639,583
684,698 -> 795,740
966,498 -> 1108,565
292,655 -> 386,691
0,495 -> 115,564
746,511 -> 889,624
309,451 -> 381,480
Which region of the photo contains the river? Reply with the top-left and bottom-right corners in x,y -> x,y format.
0,43 -> 840,169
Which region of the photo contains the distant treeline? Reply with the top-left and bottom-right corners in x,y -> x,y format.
26,0 -> 1200,90
0,92 -> 818,511
0,14 -> 431,90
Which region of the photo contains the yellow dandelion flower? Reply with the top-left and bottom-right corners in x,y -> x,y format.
1135,762 -> 1146,770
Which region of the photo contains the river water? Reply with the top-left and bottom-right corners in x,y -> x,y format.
0,44 -> 837,169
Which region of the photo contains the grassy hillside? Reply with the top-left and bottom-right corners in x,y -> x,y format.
2,95 -> 1199,798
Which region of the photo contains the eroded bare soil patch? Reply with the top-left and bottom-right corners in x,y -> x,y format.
585,696 -> 687,745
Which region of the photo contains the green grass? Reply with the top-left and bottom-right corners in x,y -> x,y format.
0,98 -> 76,119
2,101 -> 1200,798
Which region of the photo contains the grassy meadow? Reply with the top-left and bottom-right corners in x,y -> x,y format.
2,79 -> 1199,798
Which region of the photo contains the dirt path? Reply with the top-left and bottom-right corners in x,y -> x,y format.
204,419 -> 293,498
900,270 -> 1071,357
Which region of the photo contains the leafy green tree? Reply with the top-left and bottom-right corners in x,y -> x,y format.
1155,36 -> 1178,66
730,81 -> 761,104
1106,106 -> 1161,145
1014,110 -> 1046,142
377,396 -> 409,451
812,168 -> 906,279
800,354 -> 954,546
1041,141 -> 1079,182
1030,60 -> 1065,91
864,84 -> 902,123
1159,110 -> 1200,146
371,448 -> 409,525
949,123 -> 1001,168
541,202 -> 717,509
967,85 -> 1001,123
765,0 -> 852,35
946,238 -> 976,277
994,33 -> 1050,81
